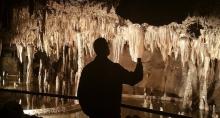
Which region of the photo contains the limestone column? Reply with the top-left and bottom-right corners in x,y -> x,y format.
26,45 -> 33,84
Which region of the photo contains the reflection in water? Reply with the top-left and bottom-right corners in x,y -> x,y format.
0,76 -> 219,118
38,111 -> 88,118
0,75 -> 76,110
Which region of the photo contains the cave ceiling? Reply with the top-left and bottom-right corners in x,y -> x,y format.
117,0 -> 220,26
0,0 -> 220,29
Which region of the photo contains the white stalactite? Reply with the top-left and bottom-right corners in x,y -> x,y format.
62,44 -> 66,72
145,26 -> 157,53
183,61 -> 195,108
56,35 -> 60,60
26,45 -> 33,84
112,33 -> 125,62
179,35 -> 190,67
75,33 -> 84,98
199,56 -> 210,111
127,24 -> 145,62
9,1 -> 220,110
16,44 -> 23,63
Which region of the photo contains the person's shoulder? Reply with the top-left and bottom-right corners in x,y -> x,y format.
112,62 -> 123,69
83,61 -> 96,70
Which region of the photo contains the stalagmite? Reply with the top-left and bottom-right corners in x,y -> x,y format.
212,105 -> 219,118
62,80 -> 66,95
2,78 -> 5,86
31,96 -> 34,109
56,75 -> 60,94
38,59 -> 43,86
143,99 -> 147,108
19,99 -> 22,105
39,84 -> 42,93
26,85 -> 31,109
18,73 -> 21,84
70,69 -> 74,85
160,107 -> 164,118
48,84 -> 51,93
43,81 -> 47,93
55,97 -> 59,107
149,99 -> 153,110
26,45 -> 33,84
143,88 -> 148,108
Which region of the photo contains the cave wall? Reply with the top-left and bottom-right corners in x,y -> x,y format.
0,0 -> 220,111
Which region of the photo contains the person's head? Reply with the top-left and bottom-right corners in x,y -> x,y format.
93,37 -> 110,57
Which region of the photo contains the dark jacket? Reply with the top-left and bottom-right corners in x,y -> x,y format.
77,56 -> 143,118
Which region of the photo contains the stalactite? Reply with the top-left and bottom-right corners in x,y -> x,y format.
126,24 -> 145,62
181,63 -> 189,98
62,44 -> 66,73
144,26 -> 157,53
75,33 -> 84,99
7,0 -> 220,111
43,36 -> 50,56
183,61 -> 195,108
158,27 -> 170,62
169,29 -> 179,60
26,45 -> 33,84
16,44 -> 23,63
179,35 -> 190,67
199,56 -> 210,111
56,33 -> 60,60
112,33 -> 125,62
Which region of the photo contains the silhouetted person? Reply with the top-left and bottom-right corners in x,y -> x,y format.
77,38 -> 143,118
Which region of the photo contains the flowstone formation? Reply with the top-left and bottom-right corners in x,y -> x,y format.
4,0 -> 220,111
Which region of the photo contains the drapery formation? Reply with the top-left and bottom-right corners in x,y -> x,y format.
9,1 -> 220,110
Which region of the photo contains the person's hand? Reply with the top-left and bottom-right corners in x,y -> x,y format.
137,58 -> 143,68
137,58 -> 142,63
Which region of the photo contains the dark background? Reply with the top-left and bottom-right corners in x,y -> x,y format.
0,0 -> 220,29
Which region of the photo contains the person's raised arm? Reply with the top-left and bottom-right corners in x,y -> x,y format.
120,58 -> 143,86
